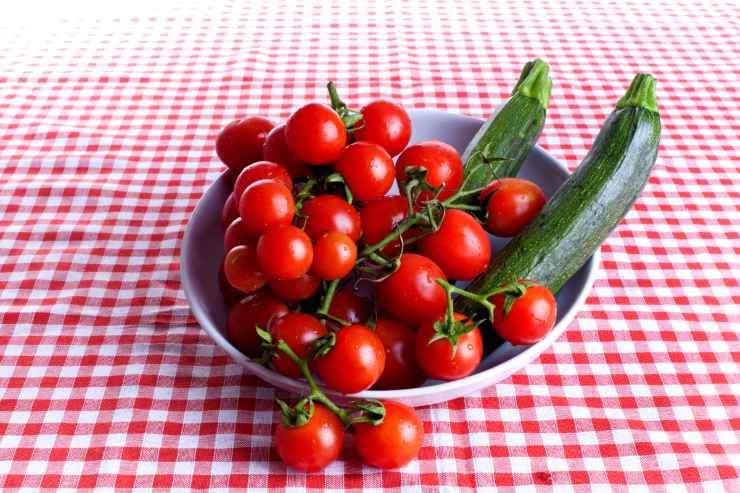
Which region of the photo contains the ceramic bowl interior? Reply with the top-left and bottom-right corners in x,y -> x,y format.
181,109 -> 599,407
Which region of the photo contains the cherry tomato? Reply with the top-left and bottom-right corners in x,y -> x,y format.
311,232 -> 357,280
415,312 -> 482,381
222,193 -> 239,229
334,142 -> 395,201
354,400 -> 423,469
301,195 -> 362,242
238,179 -> 295,236
353,100 -> 411,157
219,259 -> 244,306
263,124 -> 314,178
224,217 -> 258,252
395,141 -> 463,202
491,284 -> 557,345
223,244 -> 267,294
234,161 -> 293,201
360,195 -> 415,256
285,103 -> 346,165
257,225 -> 313,280
269,312 -> 327,378
376,253 -> 448,327
315,325 -> 385,394
418,209 -> 490,280
275,402 -> 344,472
227,289 -> 288,357
373,319 -> 426,390
328,287 -> 371,325
267,272 -> 321,301
480,178 -> 546,237
216,116 -> 274,172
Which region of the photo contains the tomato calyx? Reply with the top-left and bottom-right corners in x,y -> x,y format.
327,81 -> 364,131
311,332 -> 337,359
400,166 -> 443,205
428,306 -> 478,358
254,326 -> 278,364
499,280 -> 539,316
347,399 -> 386,426
276,397 -> 315,428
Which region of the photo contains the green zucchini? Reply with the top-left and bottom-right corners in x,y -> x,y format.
456,73 -> 661,317
459,59 -> 552,201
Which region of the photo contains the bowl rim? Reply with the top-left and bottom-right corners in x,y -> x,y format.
181,108 -> 600,403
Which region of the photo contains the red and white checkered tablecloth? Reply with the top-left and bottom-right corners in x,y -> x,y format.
1,0 -> 738,491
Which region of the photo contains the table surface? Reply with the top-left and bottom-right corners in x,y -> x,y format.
1,1 -> 738,491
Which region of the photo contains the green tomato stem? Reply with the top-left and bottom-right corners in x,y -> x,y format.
367,251 -> 391,266
436,278 -> 496,322
437,278 -> 536,324
323,312 -> 350,327
327,81 -> 346,113
326,81 -> 363,129
443,203 -> 481,212
316,279 -> 340,317
275,339 -> 349,425
360,215 -> 421,257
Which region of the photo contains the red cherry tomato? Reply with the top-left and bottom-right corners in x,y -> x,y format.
267,272 -> 321,301
227,289 -> 288,357
238,179 -> 295,236
418,209 -> 490,280
222,193 -> 239,229
257,225 -> 313,280
353,100 -> 411,157
334,142 -> 395,201
373,319 -> 426,390
480,178 -> 546,237
360,195 -> 415,256
275,402 -> 344,472
395,141 -> 463,202
311,232 -> 357,281
301,195 -> 362,242
285,103 -> 346,165
263,124 -> 314,178
315,325 -> 385,394
376,253 -> 448,327
328,287 -> 371,325
354,400 -> 423,469
219,259 -> 244,306
224,217 -> 258,252
223,244 -> 267,294
415,312 -> 482,381
269,312 -> 327,378
491,284 -> 557,345
234,161 -> 293,201
216,116 -> 274,172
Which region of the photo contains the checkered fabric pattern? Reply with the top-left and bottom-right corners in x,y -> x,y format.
0,0 -> 738,491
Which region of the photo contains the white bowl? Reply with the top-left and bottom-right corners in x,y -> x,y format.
181,109 -> 600,407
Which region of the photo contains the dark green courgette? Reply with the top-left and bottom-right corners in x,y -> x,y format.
459,59 -> 552,201
456,73 -> 661,317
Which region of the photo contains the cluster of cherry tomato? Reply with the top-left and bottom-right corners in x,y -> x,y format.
214,83 -> 557,471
